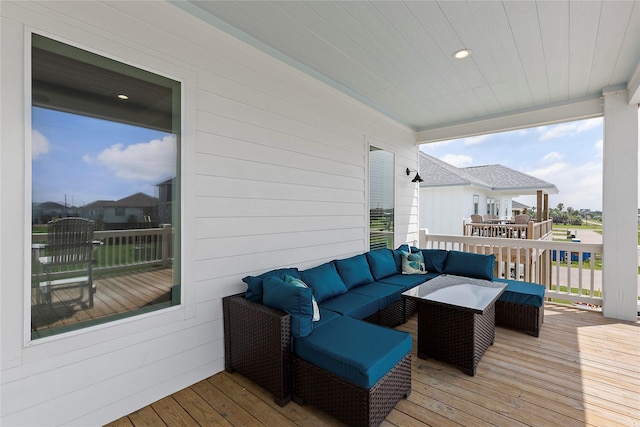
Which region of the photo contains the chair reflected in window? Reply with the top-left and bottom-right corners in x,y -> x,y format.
34,217 -> 96,309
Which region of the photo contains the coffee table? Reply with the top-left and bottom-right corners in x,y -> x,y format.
402,275 -> 506,376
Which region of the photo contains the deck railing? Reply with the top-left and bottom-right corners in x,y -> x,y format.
32,226 -> 173,277
419,229 -> 604,308
463,219 -> 553,240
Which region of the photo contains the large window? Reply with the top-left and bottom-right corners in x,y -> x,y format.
473,195 -> 479,214
369,146 -> 394,249
30,34 -> 181,339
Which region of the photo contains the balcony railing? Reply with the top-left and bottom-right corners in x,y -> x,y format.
463,219 -> 553,240
32,226 -> 173,279
419,229 -> 604,308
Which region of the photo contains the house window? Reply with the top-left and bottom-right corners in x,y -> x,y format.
473,195 -> 479,215
369,146 -> 395,249
486,197 -> 496,215
30,34 -> 181,339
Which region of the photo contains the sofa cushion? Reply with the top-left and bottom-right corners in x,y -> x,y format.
443,251 -> 495,280
314,308 -> 342,329
285,274 -> 320,321
421,249 -> 449,273
378,273 -> 438,290
293,315 -> 412,389
243,267 -> 300,302
350,282 -> 404,310
365,249 -> 398,280
401,250 -> 427,274
334,254 -> 375,290
318,292 -> 380,320
263,276 -> 313,338
493,278 -> 546,307
301,262 -> 348,303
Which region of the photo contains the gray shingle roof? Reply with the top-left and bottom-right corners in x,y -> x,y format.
418,152 -> 558,193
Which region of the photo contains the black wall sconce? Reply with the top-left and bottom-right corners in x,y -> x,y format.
406,168 -> 424,183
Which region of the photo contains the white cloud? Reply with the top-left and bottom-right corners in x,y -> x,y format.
538,118 -> 602,141
90,135 -> 176,182
463,135 -> 490,146
32,130 -> 50,159
441,154 -> 473,167
526,160 -> 602,210
543,151 -> 563,162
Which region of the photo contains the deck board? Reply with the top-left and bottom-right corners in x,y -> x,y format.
107,303 -> 640,427
31,268 -> 172,333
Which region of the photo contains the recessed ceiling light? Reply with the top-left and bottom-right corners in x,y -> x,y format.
117,94 -> 129,100
452,49 -> 472,59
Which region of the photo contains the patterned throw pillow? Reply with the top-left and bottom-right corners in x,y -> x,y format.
401,250 -> 426,275
285,275 -> 320,321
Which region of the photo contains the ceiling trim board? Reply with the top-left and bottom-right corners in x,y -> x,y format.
416,96 -> 603,144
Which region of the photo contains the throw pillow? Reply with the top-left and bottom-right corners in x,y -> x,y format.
284,274 -> 320,321
262,276 -> 314,338
401,250 -> 427,274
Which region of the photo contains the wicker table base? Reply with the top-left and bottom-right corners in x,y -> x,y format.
415,302 -> 496,376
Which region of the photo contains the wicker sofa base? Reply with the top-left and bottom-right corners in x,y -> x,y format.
223,294 -> 292,406
495,300 -> 543,337
363,299 -> 406,328
293,353 -> 411,427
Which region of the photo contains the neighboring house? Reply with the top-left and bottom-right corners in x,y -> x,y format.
32,201 -> 78,224
102,193 -> 158,229
418,152 -> 558,235
156,178 -> 175,226
80,193 -> 159,230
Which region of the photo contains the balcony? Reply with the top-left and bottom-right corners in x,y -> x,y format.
421,229 -> 605,309
106,303 -> 640,426
31,227 -> 174,336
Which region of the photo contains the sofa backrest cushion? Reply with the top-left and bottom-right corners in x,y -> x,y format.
421,249 -> 449,273
243,267 -> 300,302
263,276 -> 313,338
301,262 -> 348,303
333,254 -> 375,289
365,249 -> 398,280
443,250 -> 495,280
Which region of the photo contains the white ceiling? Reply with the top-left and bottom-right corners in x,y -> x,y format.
179,1 -> 640,132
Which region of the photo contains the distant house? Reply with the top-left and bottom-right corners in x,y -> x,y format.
418,152 -> 558,235
32,201 -> 79,224
156,178 -> 175,226
80,193 -> 159,230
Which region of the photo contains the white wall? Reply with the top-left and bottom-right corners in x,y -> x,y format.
0,2 -> 417,425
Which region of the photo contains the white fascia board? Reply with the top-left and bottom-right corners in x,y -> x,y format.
417,96 -> 603,143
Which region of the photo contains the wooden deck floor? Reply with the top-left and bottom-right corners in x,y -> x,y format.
107,303 -> 640,427
31,268 -> 173,334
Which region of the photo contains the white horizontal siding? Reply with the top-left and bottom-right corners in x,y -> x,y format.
0,1 -> 417,426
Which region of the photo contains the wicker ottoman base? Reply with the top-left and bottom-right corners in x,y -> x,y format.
293,353 -> 411,427
495,300 -> 543,337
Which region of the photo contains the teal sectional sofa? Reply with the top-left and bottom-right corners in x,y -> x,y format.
223,246 -> 545,427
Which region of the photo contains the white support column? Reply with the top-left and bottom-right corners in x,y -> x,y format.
602,89 -> 639,321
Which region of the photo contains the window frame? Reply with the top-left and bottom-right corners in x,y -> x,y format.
24,31 -> 192,345
368,145 -> 395,250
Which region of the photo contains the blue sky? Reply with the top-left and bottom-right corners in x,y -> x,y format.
421,116 -> 639,212
32,107 -> 176,206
